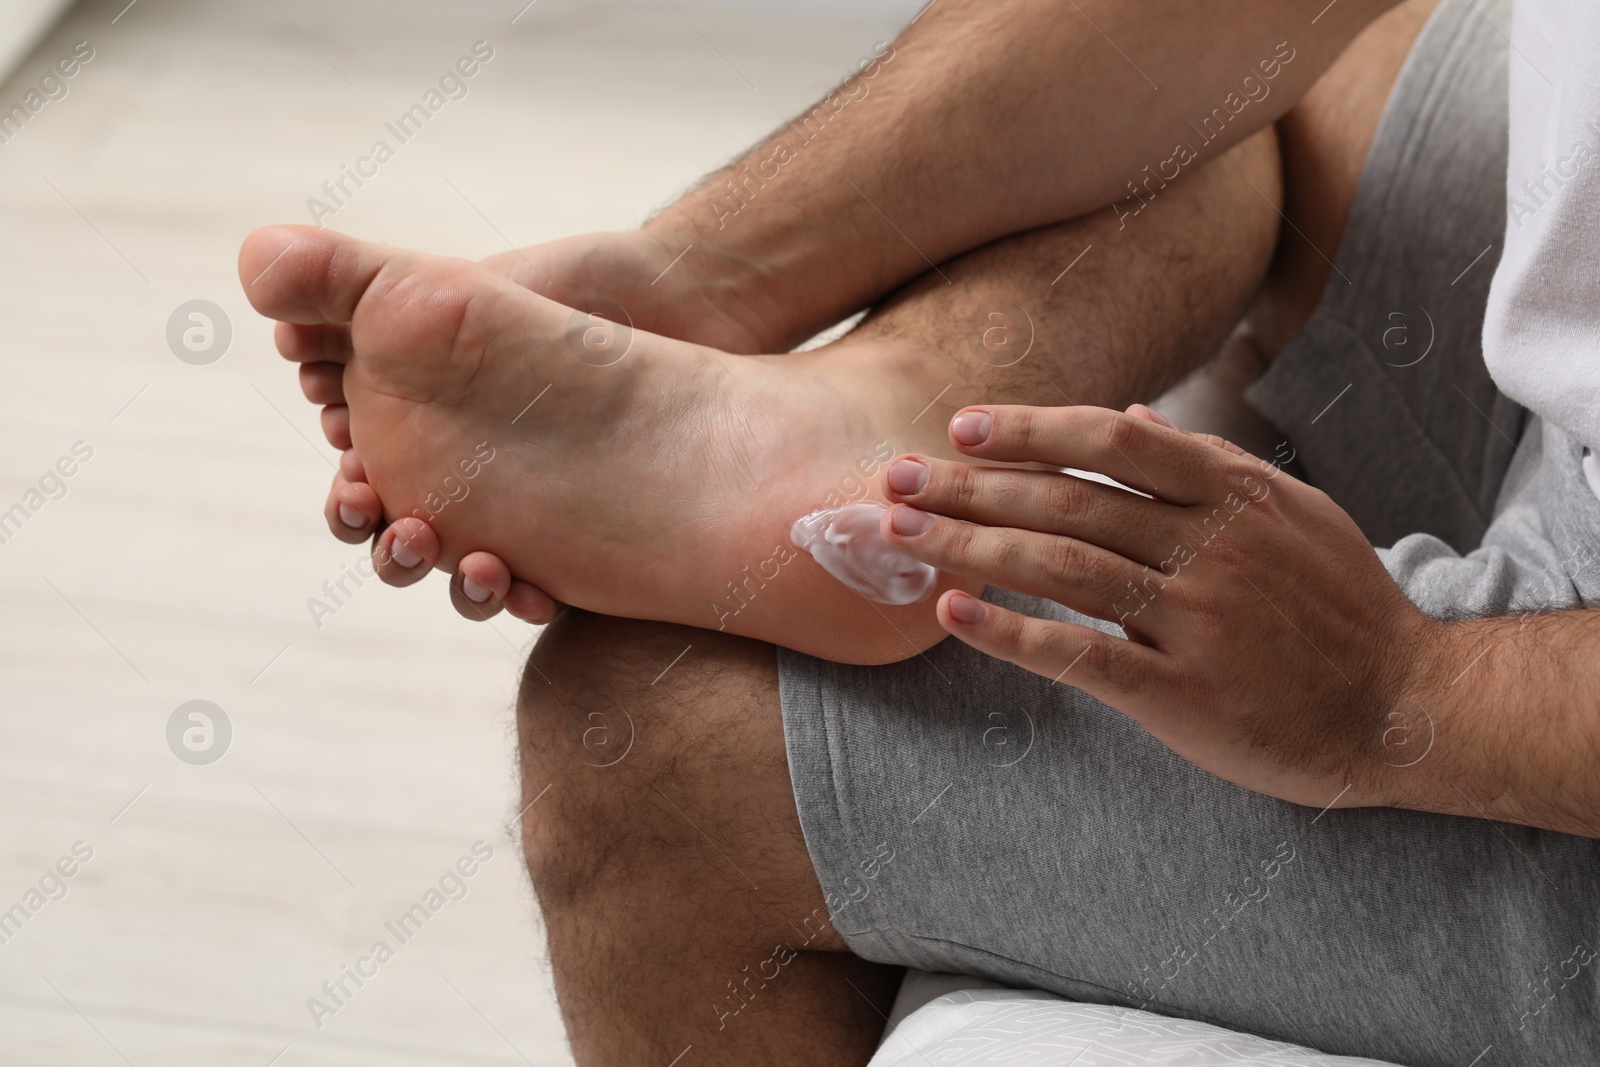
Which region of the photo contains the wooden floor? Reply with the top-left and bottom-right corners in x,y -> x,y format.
0,1 -> 915,1062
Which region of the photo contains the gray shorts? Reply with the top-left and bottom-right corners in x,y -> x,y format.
777,2 -> 1600,1064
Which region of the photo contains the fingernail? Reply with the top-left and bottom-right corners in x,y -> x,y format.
1145,407 -> 1176,429
950,410 -> 993,447
886,458 -> 929,497
889,506 -> 933,536
462,577 -> 492,603
948,593 -> 988,625
390,537 -> 422,569
338,503 -> 366,529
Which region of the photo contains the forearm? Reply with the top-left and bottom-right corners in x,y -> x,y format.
1392,610 -> 1600,838
648,0 -> 1399,349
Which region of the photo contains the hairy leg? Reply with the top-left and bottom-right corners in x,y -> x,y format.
823,128 -> 1281,430
327,129 -> 1288,637
510,139 -> 1283,1066
516,611 -> 892,1066
254,128 -> 1287,663
515,10 -> 1433,1067
1243,0 -> 1441,360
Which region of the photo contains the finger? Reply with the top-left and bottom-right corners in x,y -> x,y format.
885,454 -> 1186,568
299,361 -> 345,405
947,405 -> 1231,506
239,224 -> 412,325
1126,404 -> 1251,458
505,580 -> 562,624
882,505 -> 1150,625
321,404 -> 351,450
450,551 -> 511,621
935,591 -> 1165,701
1125,402 -> 1176,428
326,474 -> 381,544
373,517 -> 438,587
339,448 -> 367,484
275,321 -> 353,364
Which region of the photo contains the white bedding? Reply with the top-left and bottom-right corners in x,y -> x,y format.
871,972 -> 1407,1066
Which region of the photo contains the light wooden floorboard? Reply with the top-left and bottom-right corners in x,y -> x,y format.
0,0 -> 918,1062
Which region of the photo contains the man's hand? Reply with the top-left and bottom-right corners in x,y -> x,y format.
878,402 -> 1445,811
300,227 -> 780,625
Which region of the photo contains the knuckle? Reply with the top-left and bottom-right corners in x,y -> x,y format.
1041,473 -> 1086,520
1073,634 -> 1112,675
938,519 -> 981,562
1002,407 -> 1037,454
1018,619 -> 1085,669
1041,536 -> 1086,581
1102,410 -> 1143,456
945,464 -> 981,511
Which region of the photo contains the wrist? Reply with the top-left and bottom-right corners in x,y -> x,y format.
1368,613 -> 1467,813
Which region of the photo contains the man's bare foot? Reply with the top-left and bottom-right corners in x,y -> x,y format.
240,225 -> 977,664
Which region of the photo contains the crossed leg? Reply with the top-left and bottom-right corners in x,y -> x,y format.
514,3 -> 1436,1064
512,129 -> 1275,1057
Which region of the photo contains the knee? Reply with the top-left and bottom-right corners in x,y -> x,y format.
513,609 -> 780,905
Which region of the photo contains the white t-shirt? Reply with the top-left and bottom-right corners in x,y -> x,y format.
1482,0 -> 1600,500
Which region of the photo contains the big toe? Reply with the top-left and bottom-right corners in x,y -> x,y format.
238,225 -> 407,326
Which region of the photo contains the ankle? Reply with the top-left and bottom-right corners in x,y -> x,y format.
790,339 -> 975,459
641,211 -> 862,355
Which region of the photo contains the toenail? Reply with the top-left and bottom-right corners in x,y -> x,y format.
462,577 -> 492,603
947,592 -> 988,625
338,503 -> 366,529
889,506 -> 933,537
950,410 -> 993,447
390,537 -> 422,569
887,458 -> 929,497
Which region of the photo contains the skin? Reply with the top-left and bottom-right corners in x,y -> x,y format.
309,0 -> 1411,623
252,0 -> 1600,1064
255,118 -> 1286,1067
882,399 -> 1600,839
881,401 -> 1434,812
261,136 -> 1284,665
511,7 -> 1468,1066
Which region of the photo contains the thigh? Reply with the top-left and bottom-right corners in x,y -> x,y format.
1249,0 -> 1442,359
1248,0 -> 1525,552
778,584 -> 1600,1066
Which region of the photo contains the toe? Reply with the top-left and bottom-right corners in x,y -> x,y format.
276,321 -> 353,364
239,224 -> 408,325
505,580 -> 561,625
450,551 -> 512,621
321,404 -> 351,450
326,475 -> 380,543
339,448 -> 367,483
374,517 -> 438,587
299,362 -> 345,405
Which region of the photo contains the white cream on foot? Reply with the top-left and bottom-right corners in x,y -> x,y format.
790,502 -> 937,605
